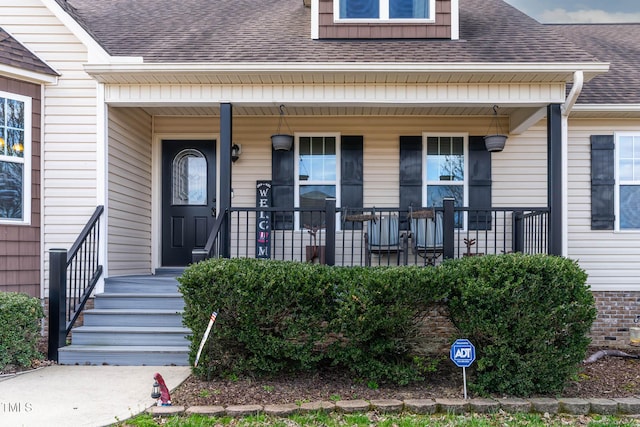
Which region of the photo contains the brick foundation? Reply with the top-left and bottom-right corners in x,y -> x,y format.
415,292 -> 640,356
414,303 -> 458,356
590,291 -> 640,348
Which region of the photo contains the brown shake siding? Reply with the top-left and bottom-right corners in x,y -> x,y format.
0,76 -> 41,297
319,0 -> 451,39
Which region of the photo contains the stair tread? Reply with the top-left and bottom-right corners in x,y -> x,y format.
59,345 -> 189,352
86,308 -> 184,314
73,326 -> 190,333
96,293 -> 183,297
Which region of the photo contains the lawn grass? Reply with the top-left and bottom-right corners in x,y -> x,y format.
119,412 -> 640,426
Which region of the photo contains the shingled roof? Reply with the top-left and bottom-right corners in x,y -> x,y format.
0,27 -> 57,76
58,0 -> 598,64
550,24 -> 640,105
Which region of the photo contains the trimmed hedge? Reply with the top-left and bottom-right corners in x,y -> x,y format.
179,254 -> 596,395
179,258 -> 448,384
0,292 -> 44,371
444,254 -> 596,396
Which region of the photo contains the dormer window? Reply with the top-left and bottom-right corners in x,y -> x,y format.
336,0 -> 435,22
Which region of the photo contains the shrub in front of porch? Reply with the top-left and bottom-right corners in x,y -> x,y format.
179,258 -> 448,385
444,253 -> 596,397
0,292 -> 44,371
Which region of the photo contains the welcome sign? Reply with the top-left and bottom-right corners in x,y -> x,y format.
256,181 -> 272,258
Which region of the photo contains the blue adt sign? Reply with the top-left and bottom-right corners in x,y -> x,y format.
450,339 -> 476,368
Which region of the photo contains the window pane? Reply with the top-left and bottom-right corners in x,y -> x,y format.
0,129 -> 5,156
299,137 -> 311,156
0,98 -> 4,127
427,185 -> 463,207
620,185 -> 640,229
452,137 -> 464,155
7,129 -> 24,158
172,149 -> 207,205
299,136 -> 336,181
427,184 -> 463,228
341,0 -> 379,18
7,99 -> 24,129
426,137 -> 439,155
619,136 -> 634,159
390,0 -> 428,18
300,185 -> 335,228
426,136 -> 464,182
0,161 -> 23,220
620,159 -> 633,181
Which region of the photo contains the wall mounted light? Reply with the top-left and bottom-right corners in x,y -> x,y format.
231,143 -> 241,163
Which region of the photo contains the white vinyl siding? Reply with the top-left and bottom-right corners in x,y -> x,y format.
567,119 -> 640,291
107,107 -> 153,275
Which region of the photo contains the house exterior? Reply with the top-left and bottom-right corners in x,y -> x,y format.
0,0 -> 638,347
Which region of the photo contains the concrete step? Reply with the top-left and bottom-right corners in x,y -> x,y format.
71,326 -> 191,346
93,293 -> 185,310
57,345 -> 190,366
104,276 -> 181,293
83,309 -> 184,327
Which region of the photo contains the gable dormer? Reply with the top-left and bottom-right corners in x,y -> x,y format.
312,0 -> 459,40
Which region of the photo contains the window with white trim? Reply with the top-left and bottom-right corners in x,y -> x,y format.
336,0 -> 435,22
0,92 -> 31,224
616,132 -> 640,230
424,134 -> 467,227
296,134 -> 340,229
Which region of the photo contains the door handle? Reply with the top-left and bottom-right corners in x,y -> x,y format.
211,207 -> 217,217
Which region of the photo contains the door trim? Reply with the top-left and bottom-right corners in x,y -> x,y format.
152,133 -> 219,272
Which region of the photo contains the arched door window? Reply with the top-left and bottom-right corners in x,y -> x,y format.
172,149 -> 207,205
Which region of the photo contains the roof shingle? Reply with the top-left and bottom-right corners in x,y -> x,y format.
60,0 -> 598,64
0,27 -> 58,76
550,23 -> 640,105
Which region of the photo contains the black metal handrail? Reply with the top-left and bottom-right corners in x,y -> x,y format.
192,209 -> 229,263
48,205 -> 104,361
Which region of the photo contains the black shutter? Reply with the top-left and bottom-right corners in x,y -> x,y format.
399,136 -> 423,230
468,135 -> 492,230
591,135 -> 615,230
271,147 -> 294,230
341,136 -> 364,230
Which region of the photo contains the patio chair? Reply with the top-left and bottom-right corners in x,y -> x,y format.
364,214 -> 408,266
409,208 -> 443,266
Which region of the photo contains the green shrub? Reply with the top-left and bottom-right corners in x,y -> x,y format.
0,292 -> 45,370
179,258 -> 448,384
444,253 -> 596,396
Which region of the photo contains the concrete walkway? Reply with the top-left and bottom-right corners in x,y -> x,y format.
0,365 -> 191,427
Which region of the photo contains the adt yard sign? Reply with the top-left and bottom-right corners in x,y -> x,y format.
450,339 -> 476,368
450,339 -> 475,399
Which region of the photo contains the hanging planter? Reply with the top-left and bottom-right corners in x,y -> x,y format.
272,104 -> 294,151
484,134 -> 508,152
271,134 -> 293,151
484,105 -> 508,152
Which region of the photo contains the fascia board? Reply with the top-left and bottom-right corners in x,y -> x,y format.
84,61 -> 610,76
0,64 -> 58,84
572,104 -> 640,112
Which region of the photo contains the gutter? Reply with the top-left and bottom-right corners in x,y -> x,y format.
559,70 -> 583,259
561,70 -> 584,116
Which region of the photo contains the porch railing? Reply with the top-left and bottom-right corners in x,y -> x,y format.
48,205 -> 104,361
193,199 -> 549,267
192,209 -> 229,263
